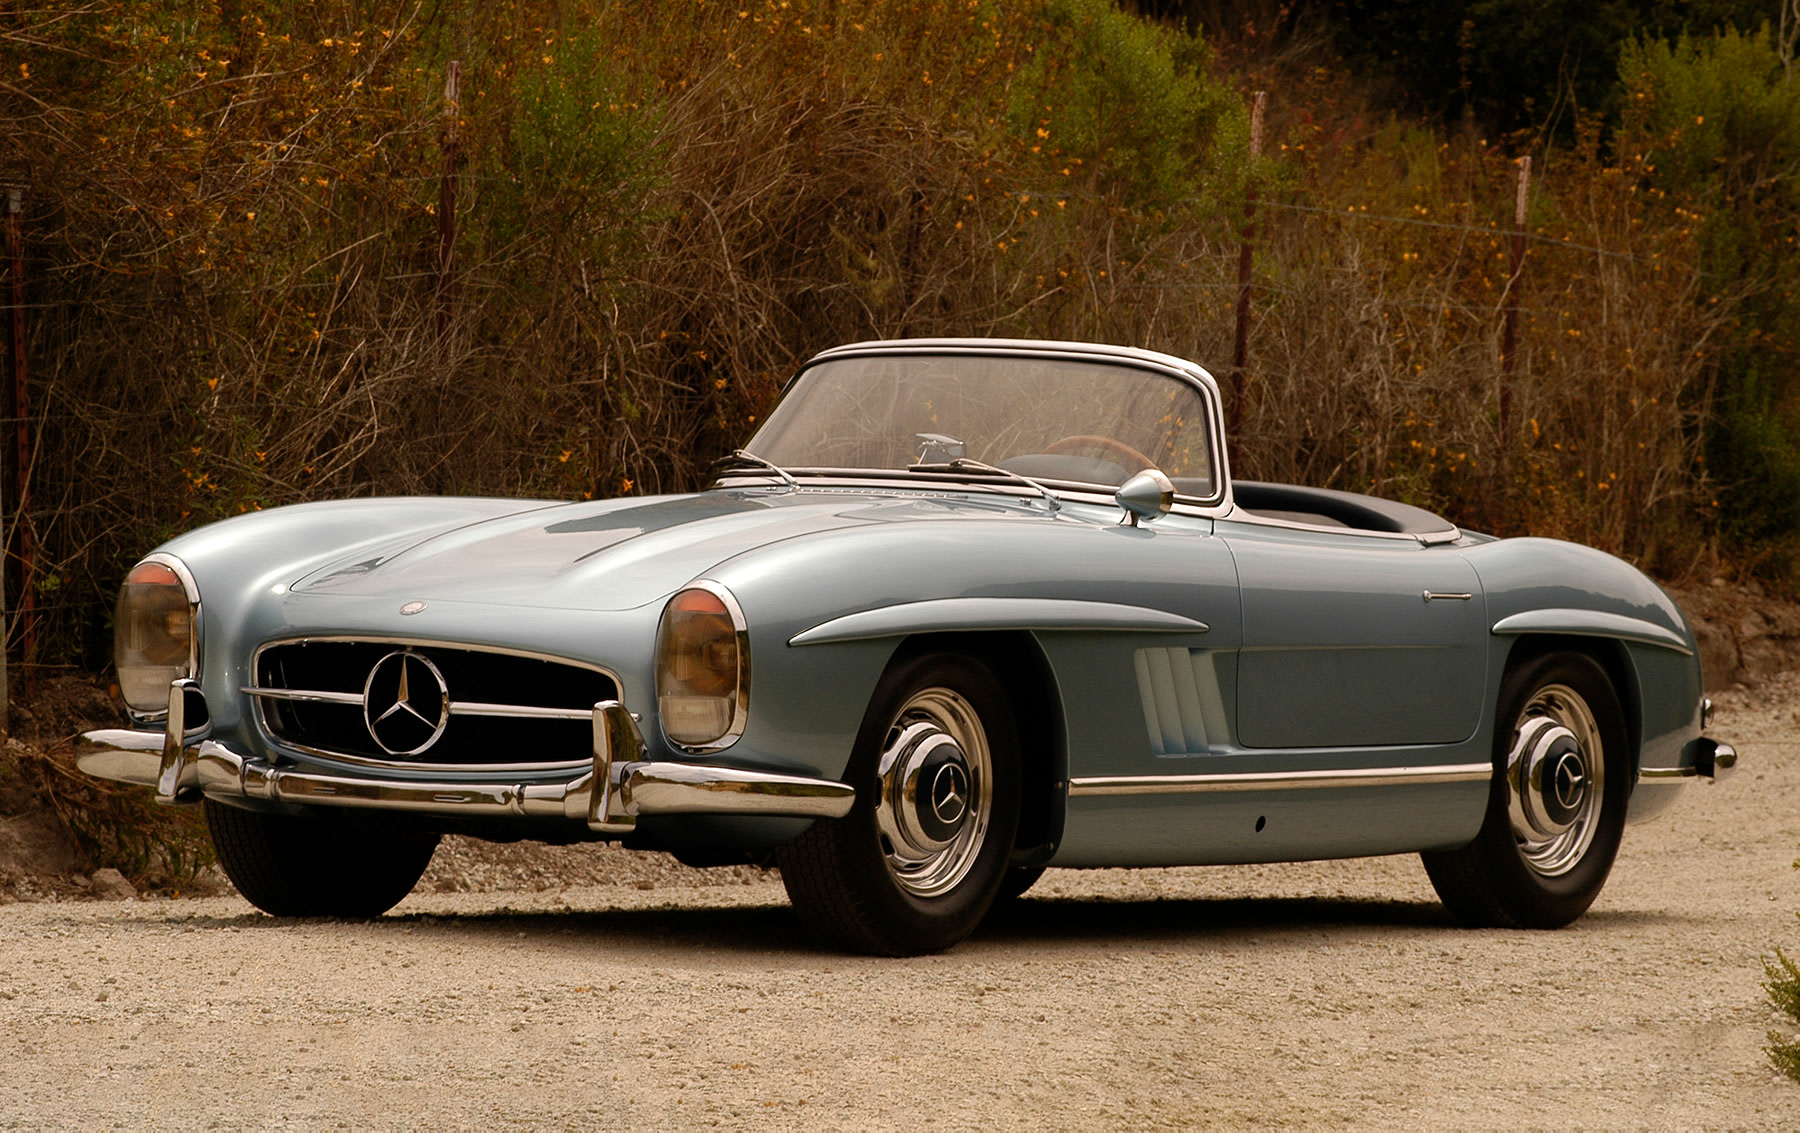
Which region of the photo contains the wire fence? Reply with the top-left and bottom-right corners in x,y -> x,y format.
0,76 -> 1729,683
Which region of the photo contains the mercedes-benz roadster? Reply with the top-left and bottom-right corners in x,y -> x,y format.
79,338 -> 1735,954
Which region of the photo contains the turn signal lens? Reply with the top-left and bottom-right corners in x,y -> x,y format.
114,559 -> 198,712
656,586 -> 746,749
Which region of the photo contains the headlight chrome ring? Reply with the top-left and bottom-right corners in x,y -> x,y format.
114,552 -> 202,716
655,580 -> 749,752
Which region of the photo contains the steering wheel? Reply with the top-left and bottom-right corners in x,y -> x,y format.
1042,434 -> 1157,473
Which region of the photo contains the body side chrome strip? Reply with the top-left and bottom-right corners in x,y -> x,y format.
791,597 -> 1209,647
1068,762 -> 1492,797
1489,608 -> 1693,656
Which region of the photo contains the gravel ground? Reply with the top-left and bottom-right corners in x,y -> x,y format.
2,679 -> 1799,1129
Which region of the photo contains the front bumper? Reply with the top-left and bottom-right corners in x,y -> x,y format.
77,680 -> 855,834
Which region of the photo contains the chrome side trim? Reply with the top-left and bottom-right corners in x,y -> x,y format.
1068,762 -> 1492,797
790,597 -> 1209,647
1489,609 -> 1693,655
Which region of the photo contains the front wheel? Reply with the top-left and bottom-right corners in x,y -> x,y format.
1422,651 -> 1629,928
776,653 -> 1021,955
206,801 -> 439,918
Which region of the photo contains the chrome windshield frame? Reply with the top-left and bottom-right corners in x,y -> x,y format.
744,339 -> 1234,516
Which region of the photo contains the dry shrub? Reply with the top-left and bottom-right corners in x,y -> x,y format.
0,676 -> 213,888
1224,70 -> 1729,573
0,0 -> 1743,673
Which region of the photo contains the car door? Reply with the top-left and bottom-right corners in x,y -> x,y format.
1221,521 -> 1486,750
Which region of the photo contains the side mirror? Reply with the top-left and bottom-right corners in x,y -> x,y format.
1115,469 -> 1175,527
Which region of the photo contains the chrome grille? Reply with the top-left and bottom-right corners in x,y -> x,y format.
249,640 -> 618,769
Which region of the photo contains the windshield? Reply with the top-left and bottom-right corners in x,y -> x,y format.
746,352 -> 1216,496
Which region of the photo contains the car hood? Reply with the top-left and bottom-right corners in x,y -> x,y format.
285,490 -> 1044,612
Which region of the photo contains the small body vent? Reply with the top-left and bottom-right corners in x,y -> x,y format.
1134,647 -> 1229,756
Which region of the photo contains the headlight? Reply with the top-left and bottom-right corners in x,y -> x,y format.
114,555 -> 200,713
656,583 -> 748,750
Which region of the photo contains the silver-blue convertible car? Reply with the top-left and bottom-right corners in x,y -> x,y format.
79,338 -> 1736,954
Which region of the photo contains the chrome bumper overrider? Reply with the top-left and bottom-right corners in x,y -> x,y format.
76,681 -> 855,833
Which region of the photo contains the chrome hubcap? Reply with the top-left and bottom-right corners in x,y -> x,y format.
875,687 -> 992,898
1506,683 -> 1603,876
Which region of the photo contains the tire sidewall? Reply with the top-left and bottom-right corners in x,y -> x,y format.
1479,651 -> 1629,927
837,651 -> 1022,952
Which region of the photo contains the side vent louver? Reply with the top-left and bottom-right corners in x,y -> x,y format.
1134,647 -> 1230,756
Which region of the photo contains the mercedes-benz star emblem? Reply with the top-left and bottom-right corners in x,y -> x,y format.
930,762 -> 969,827
363,650 -> 450,756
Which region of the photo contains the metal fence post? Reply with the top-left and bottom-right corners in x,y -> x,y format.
1229,91 -> 1266,474
1499,156 -> 1530,462
5,186 -> 28,706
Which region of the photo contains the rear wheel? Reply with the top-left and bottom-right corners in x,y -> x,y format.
776,653 -> 1021,955
1423,651 -> 1629,928
206,801 -> 439,918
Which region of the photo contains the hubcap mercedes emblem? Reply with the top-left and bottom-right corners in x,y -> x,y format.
363,650 -> 450,756
929,761 -> 969,827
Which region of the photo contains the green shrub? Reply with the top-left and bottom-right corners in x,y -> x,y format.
1766,943 -> 1800,1081
1616,25 -> 1800,580
1008,0 -> 1242,206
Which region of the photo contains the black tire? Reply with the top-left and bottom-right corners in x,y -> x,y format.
206,800 -> 439,918
1422,651 -> 1629,929
776,652 -> 1021,956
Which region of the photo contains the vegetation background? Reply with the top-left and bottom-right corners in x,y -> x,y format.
1,0 -> 1797,676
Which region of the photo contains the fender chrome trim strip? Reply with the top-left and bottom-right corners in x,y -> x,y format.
791,597 -> 1209,647
1068,762 -> 1492,797
1489,609 -> 1693,655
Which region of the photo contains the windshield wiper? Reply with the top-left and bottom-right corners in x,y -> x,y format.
711,449 -> 799,491
908,456 -> 1062,514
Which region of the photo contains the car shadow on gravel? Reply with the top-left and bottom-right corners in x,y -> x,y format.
102,895 -> 1700,957
979,894 -> 1454,942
